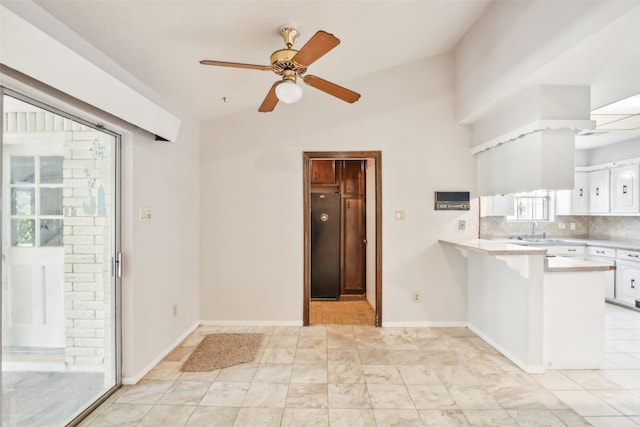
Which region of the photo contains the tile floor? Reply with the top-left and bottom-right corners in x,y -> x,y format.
78,303 -> 640,426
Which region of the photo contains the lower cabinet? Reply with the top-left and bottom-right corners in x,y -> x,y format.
616,249 -> 640,307
616,261 -> 640,307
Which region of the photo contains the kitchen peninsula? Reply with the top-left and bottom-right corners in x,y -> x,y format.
441,239 -> 615,373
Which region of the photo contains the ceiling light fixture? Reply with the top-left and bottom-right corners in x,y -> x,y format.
275,79 -> 303,104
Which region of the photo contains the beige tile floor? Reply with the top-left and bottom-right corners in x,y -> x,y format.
79,303 -> 640,426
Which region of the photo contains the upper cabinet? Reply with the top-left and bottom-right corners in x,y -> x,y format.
588,169 -> 610,214
339,160 -> 365,197
310,160 -> 336,184
572,172 -> 590,214
570,170 -> 609,214
611,165 -> 639,213
560,161 -> 639,216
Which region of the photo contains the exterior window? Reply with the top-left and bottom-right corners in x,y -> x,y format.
9,155 -> 64,247
507,190 -> 553,222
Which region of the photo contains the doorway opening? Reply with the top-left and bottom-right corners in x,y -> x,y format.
303,151 -> 382,326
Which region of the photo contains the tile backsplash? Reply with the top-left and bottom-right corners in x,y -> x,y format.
481,215 -> 640,243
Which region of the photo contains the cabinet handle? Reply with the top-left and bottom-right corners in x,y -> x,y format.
568,249 -> 576,252
628,254 -> 639,258
596,187 -> 600,196
596,250 -> 605,254
623,184 -> 628,194
579,188 -> 583,197
632,279 -> 636,289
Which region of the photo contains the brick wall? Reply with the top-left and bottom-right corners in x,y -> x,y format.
4,111 -> 114,374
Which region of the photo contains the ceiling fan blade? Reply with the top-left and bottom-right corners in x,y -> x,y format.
303,75 -> 361,103
292,31 -> 340,67
200,60 -> 272,71
258,82 -> 280,112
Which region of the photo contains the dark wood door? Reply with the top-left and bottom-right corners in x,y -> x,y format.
341,196 -> 366,294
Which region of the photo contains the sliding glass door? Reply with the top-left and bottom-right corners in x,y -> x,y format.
1,91 -> 120,426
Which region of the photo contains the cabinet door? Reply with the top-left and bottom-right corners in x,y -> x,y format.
588,169 -> 610,213
340,160 -> 365,196
616,261 -> 640,306
611,165 -> 639,213
310,160 -> 336,184
555,189 -> 572,216
572,172 -> 589,214
341,196 -> 366,294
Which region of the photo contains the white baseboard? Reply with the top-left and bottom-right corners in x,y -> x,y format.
122,320 -> 200,385
382,321 -> 469,328
199,320 -> 303,327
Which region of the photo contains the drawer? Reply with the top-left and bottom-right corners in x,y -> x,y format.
556,245 -> 585,256
587,246 -> 616,258
618,249 -> 640,262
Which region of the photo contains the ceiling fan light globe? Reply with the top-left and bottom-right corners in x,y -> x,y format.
275,81 -> 303,104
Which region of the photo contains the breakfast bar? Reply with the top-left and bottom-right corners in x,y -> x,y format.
440,239 -> 615,373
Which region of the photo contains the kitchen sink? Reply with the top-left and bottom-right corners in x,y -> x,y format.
509,237 -> 568,244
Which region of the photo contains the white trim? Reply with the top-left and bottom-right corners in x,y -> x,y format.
0,6 -> 181,142
576,157 -> 640,172
382,321 -> 468,328
470,119 -> 596,155
199,320 -> 303,327
122,320 -> 199,385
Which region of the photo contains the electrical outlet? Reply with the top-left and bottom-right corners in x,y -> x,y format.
458,220 -> 466,231
172,304 -> 178,317
412,292 -> 421,303
570,223 -> 576,230
558,223 -> 566,230
482,222 -> 488,230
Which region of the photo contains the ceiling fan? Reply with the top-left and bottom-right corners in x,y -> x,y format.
200,26 -> 361,112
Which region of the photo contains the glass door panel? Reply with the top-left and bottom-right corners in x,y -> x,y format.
2,93 -> 120,426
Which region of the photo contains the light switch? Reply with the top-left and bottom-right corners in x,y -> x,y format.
394,210 -> 405,221
139,207 -> 152,221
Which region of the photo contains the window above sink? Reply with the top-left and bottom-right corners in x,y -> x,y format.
507,190 -> 555,222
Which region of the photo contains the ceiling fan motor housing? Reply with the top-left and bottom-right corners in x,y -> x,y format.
270,49 -> 307,77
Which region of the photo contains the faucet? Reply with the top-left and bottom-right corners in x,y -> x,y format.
531,222 -> 537,238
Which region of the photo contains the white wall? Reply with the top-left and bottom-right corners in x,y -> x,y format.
121,120 -> 201,383
200,54 -> 476,326
580,138 -> 640,166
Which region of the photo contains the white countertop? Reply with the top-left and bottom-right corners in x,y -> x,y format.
440,239 -> 616,272
439,239 -> 547,256
489,236 -> 640,251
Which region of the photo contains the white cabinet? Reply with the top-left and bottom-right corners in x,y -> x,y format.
587,246 -> 616,300
556,245 -> 586,257
572,172 -> 590,214
480,194 -> 514,217
555,189 -> 573,216
588,169 -> 610,213
571,169 -> 610,214
611,165 -> 639,213
616,249 -> 640,307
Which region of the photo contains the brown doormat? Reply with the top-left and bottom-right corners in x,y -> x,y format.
181,333 -> 264,372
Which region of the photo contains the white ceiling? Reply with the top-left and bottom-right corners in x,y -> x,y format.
27,0 -> 491,122
5,0 -> 640,151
